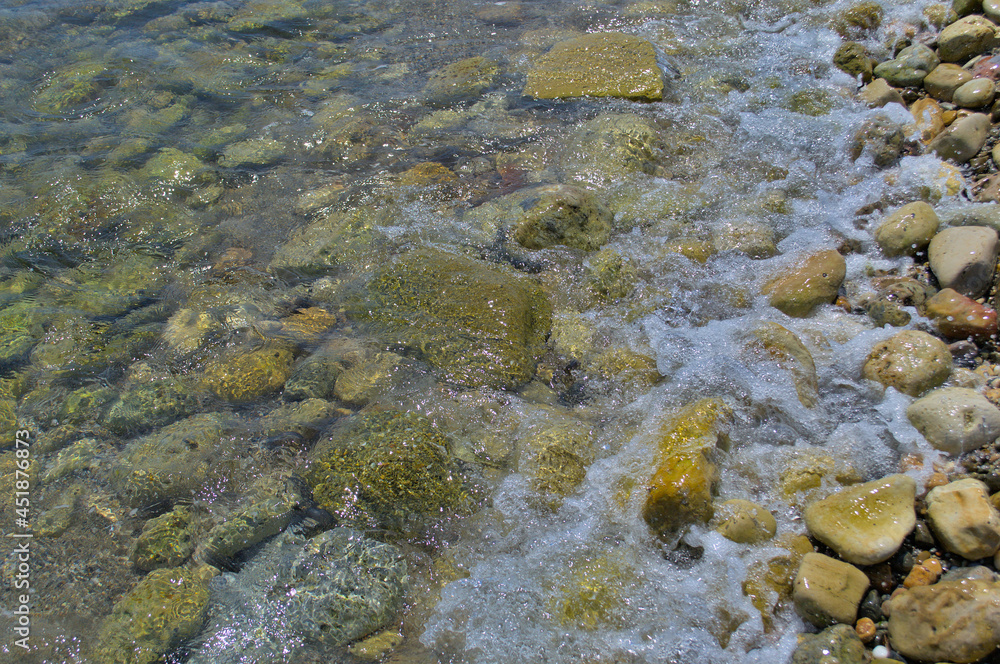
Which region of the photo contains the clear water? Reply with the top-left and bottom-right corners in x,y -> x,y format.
0,0 -> 964,662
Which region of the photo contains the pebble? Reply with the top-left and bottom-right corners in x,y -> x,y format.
928,224 -> 999,299
937,15 -> 1000,63
909,97 -> 946,143
711,499 -> 777,544
803,474 -> 916,566
927,112 -> 991,164
907,387 -> 1000,455
793,552 -> 870,627
855,617 -> 876,643
762,249 -> 846,317
791,624 -> 867,664
886,575 -> 1000,663
861,330 -> 953,397
902,558 -> 943,588
873,200 -> 939,257
953,77 -> 997,108
859,78 -> 905,108
923,63 -> 975,102
926,478 -> 1000,560
873,43 -> 939,87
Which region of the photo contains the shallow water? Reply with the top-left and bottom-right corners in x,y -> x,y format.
0,0 -> 966,662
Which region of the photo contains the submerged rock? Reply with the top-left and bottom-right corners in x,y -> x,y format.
791,623 -> 867,664
307,409 -> 472,528
923,288 -> 998,340
360,248 -> 551,390
513,184 -> 612,251
201,343 -> 295,403
762,250 -> 846,318
642,398 -> 732,538
189,529 -> 406,662
523,33 -> 664,101
422,56 -> 499,105
129,506 -> 195,572
711,499 -> 777,544
744,323 -> 819,408
560,113 -> 667,187
101,377 -> 202,435
95,565 -> 214,664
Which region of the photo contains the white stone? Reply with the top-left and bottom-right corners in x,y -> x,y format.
907,387 -> 1000,455
928,225 -> 1000,299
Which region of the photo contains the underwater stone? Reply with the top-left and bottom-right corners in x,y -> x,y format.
833,41 -> 874,83
95,565 -> 214,664
201,492 -> 302,565
923,288 -> 998,340
560,113 -> 667,187
101,377 -> 202,435
141,147 -> 215,188
217,138 -> 285,168
643,398 -> 731,538
762,250 -> 846,318
111,412 -> 236,507
129,505 -> 194,572
517,405 -> 595,499
744,322 -> 819,408
284,336 -> 366,401
361,248 -> 551,390
523,33 -> 664,101
334,350 -> 404,406
791,624 -> 867,664
513,184 -> 612,251
422,56 -> 499,105
33,61 -> 114,115
849,115 -> 904,167
712,499 -> 777,544
307,409 -> 472,528
189,528 -> 406,662
201,343 -> 295,403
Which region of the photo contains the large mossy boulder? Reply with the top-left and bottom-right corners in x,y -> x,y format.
360,248 -> 551,390
523,33 -> 664,101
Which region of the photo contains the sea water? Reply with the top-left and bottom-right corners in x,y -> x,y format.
0,0 -> 961,662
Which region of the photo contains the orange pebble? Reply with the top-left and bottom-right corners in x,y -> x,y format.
922,557 -> 943,576
903,562 -> 941,588
926,472 -> 949,489
855,617 -> 876,643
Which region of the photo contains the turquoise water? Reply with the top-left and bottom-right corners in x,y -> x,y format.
0,0 -> 964,662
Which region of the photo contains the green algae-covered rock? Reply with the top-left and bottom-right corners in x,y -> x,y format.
269,209 -> 384,276
33,61 -> 115,115
101,377 -> 202,435
0,300 -> 44,367
95,565 -> 214,664
833,42 -> 874,83
141,147 -> 215,188
129,505 -> 194,572
201,343 -> 295,403
202,491 -> 302,564
524,33 -> 664,101
586,248 -> 638,304
791,623 -> 867,664
57,385 -> 117,426
548,552 -> 637,630
513,184 -> 612,251
361,248 -> 551,390
423,56 -> 499,105
217,138 -> 285,168
112,413 -> 236,507
307,410 -> 472,527
284,336 -> 367,401
517,406 -> 595,499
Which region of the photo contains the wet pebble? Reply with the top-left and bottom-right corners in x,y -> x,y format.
928,224 -> 999,298
907,387 -> 1000,455
926,478 -> 1000,560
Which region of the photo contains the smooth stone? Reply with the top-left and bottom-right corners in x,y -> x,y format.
422,56 -> 499,106
873,201 -> 939,257
987,0 -> 1000,24
928,112 -> 991,163
910,97 -> 946,143
939,203 -> 1000,233
861,330 -> 953,397
923,288 -> 998,340
859,78 -> 905,107
924,63 -> 975,101
762,250 -> 846,318
793,552 -> 870,628
928,224 -> 999,298
938,15 -> 999,63
926,478 -> 1000,559
803,474 -> 916,566
908,387 -> 1000,455
712,499 -> 777,544
523,32 -> 664,101
886,576 -> 1000,663
873,43 -> 939,87
954,77 -> 997,108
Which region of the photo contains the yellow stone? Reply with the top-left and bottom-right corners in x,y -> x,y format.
745,323 -> 819,408
762,250 -> 847,318
523,33 -> 664,101
642,399 -> 732,537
